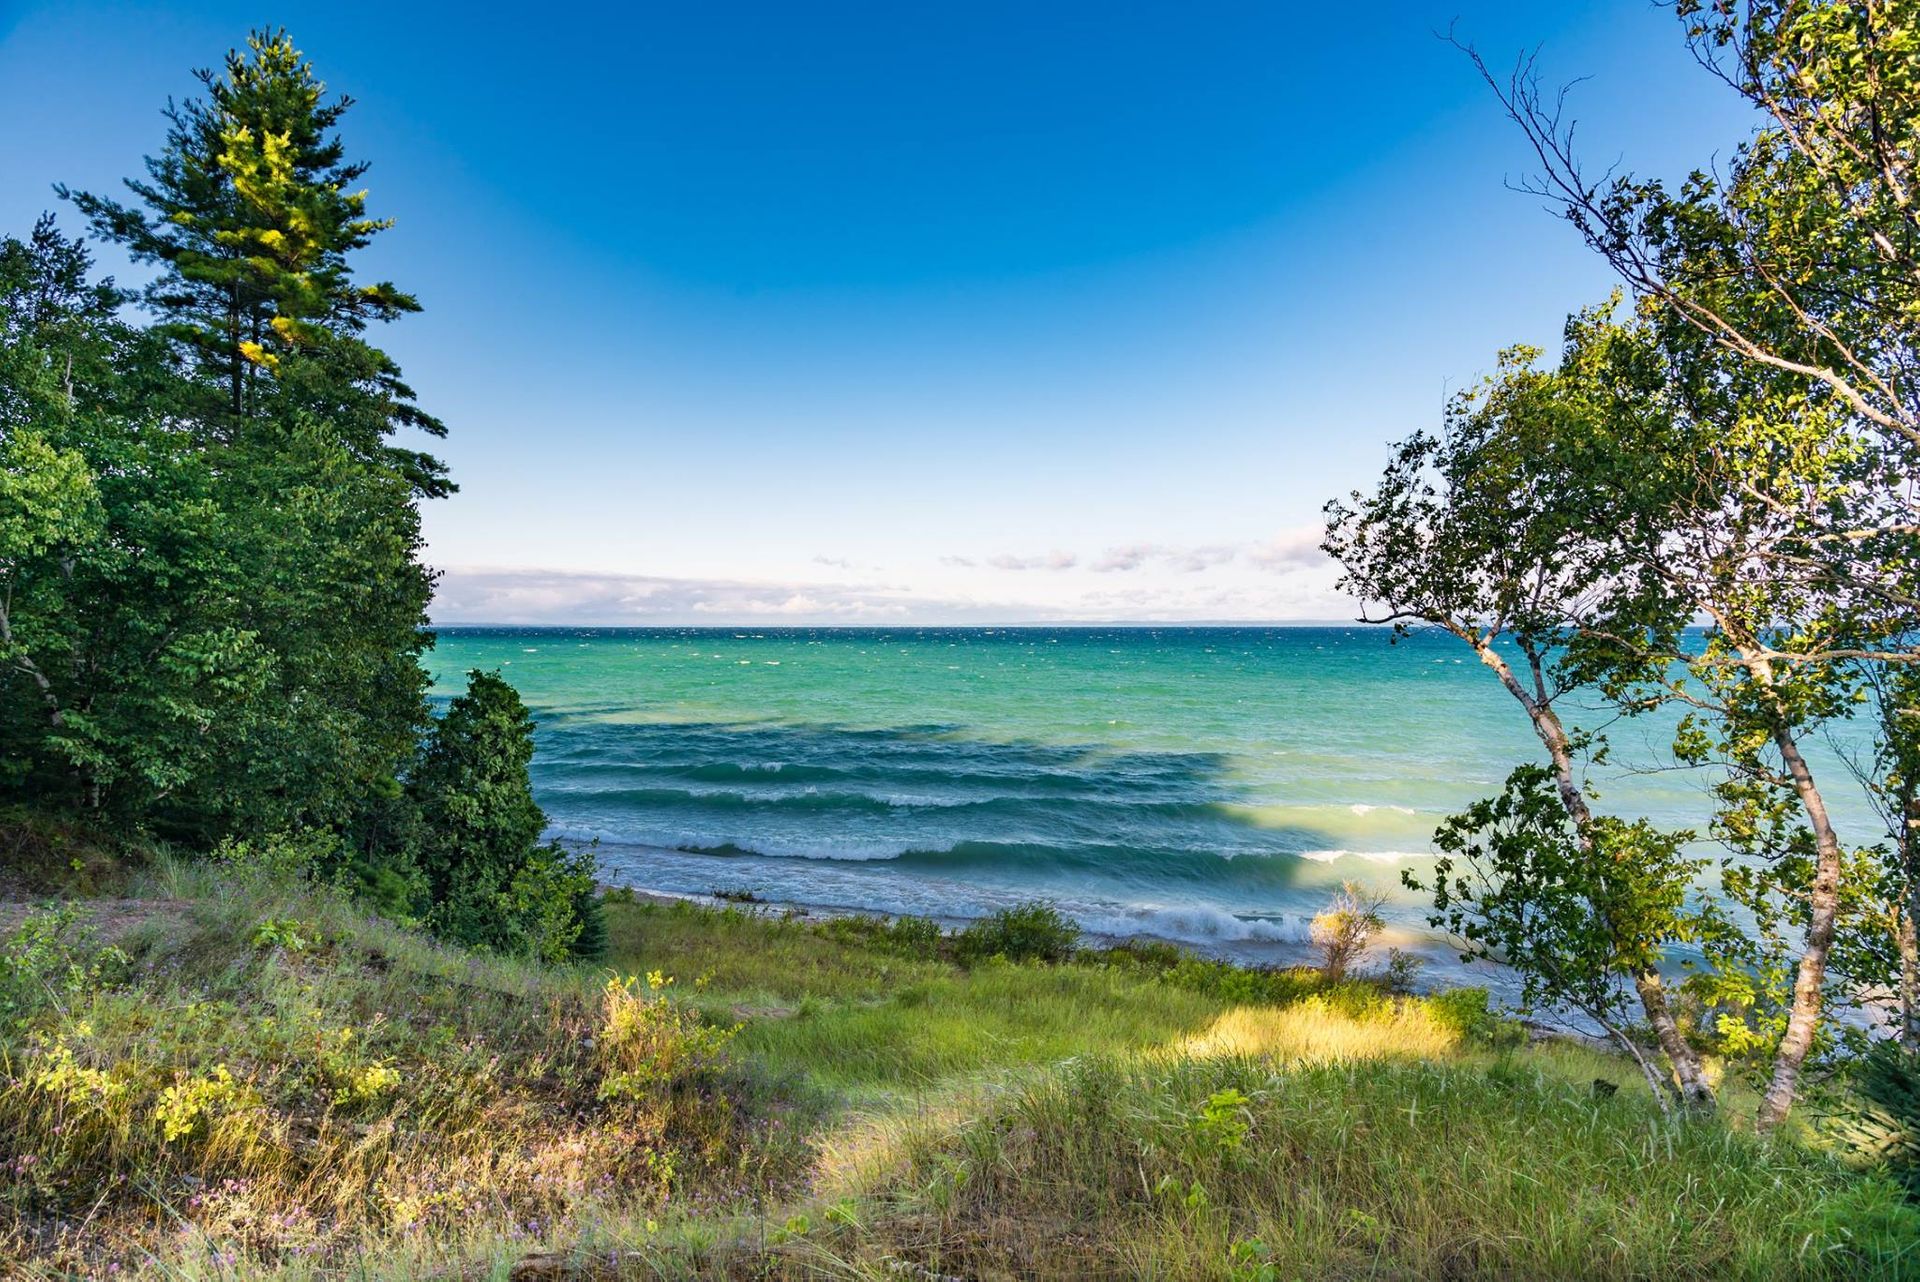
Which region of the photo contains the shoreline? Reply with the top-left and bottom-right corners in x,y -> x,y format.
596,877 -> 1328,968
591,871 -> 1616,1041
592,875 -> 1532,1004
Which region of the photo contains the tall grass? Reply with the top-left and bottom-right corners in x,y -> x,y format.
771,1054 -> 1920,1280
6,873 -> 1914,1279
0,864 -> 800,1276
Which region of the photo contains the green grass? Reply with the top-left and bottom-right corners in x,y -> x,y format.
4,862 -> 1916,1279
735,962 -> 1227,1093
603,895 -> 952,1010
765,1055 -> 1919,1280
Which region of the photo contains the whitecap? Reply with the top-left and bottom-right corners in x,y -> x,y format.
1294,849 -> 1429,864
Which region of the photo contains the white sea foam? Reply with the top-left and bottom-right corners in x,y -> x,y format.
1294,848 -> 1430,864
1077,904 -> 1306,944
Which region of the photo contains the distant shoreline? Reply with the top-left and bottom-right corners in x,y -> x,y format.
597,875 -> 1344,976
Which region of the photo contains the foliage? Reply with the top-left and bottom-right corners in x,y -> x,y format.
596,972 -> 735,1106
1453,0 -> 1920,1126
1417,766 -> 1702,1034
1422,985 -> 1526,1050
1309,879 -> 1386,981
1324,308 -> 1719,1111
954,900 -> 1080,964
812,910 -> 943,959
2,29 -> 442,856
404,670 -> 602,960
1839,1040 -> 1920,1198
0,906 -> 128,1033
60,29 -> 448,489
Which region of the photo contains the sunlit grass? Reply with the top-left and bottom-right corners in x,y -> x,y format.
1171,994 -> 1461,1064
735,963 -> 1226,1094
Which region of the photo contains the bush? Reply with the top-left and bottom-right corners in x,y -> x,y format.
956,902 -> 1079,964
1310,880 -> 1386,981
1424,986 -> 1525,1049
408,670 -> 600,961
1841,1040 -> 1920,1197
0,906 -> 128,1035
816,911 -> 943,959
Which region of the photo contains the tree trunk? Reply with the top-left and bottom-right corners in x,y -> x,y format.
1751,661 -> 1845,1131
1900,791 -> 1920,1052
1633,969 -> 1714,1106
0,602 -> 62,728
1901,895 -> 1918,1053
1471,639 -> 1715,1109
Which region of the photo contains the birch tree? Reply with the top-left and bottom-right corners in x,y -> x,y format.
1325,307 -> 1718,1108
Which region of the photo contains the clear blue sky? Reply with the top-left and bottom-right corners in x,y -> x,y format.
0,2 -> 1757,623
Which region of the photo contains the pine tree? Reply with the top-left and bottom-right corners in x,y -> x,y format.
410,671 -> 601,960
62,28 -> 450,496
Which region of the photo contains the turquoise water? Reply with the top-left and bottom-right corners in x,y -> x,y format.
427,626 -> 1880,969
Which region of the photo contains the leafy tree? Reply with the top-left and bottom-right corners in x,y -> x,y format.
1569,324 -> 1878,1127
410,671 -> 601,961
1472,1 -> 1920,468
1325,308 -> 1717,1109
1428,767 -> 1705,1101
1443,2 -> 1920,1120
33,31 -> 445,846
0,216 -> 268,818
2,33 -> 600,971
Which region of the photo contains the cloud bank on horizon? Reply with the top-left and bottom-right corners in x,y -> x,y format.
431,527 -> 1347,625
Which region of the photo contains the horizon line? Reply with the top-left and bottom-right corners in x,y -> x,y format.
427,618 -> 1374,629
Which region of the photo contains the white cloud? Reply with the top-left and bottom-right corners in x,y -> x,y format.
1245,527 -> 1328,572
432,567 -> 947,625
1168,544 -> 1237,573
1092,543 -> 1162,572
986,550 -> 1078,571
432,529 -> 1356,626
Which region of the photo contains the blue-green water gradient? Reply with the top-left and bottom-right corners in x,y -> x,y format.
427,626 -> 1879,970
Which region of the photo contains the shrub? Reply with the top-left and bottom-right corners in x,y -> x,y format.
816,911 -> 943,959
1840,1040 -> 1920,1197
1310,880 -> 1386,981
1424,986 -> 1524,1049
0,905 -> 128,1034
208,829 -> 341,882
408,671 -> 601,961
1381,947 -> 1424,995
597,972 -> 735,1106
956,901 -> 1079,964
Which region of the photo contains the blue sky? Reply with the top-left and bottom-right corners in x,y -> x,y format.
0,2 -> 1757,623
